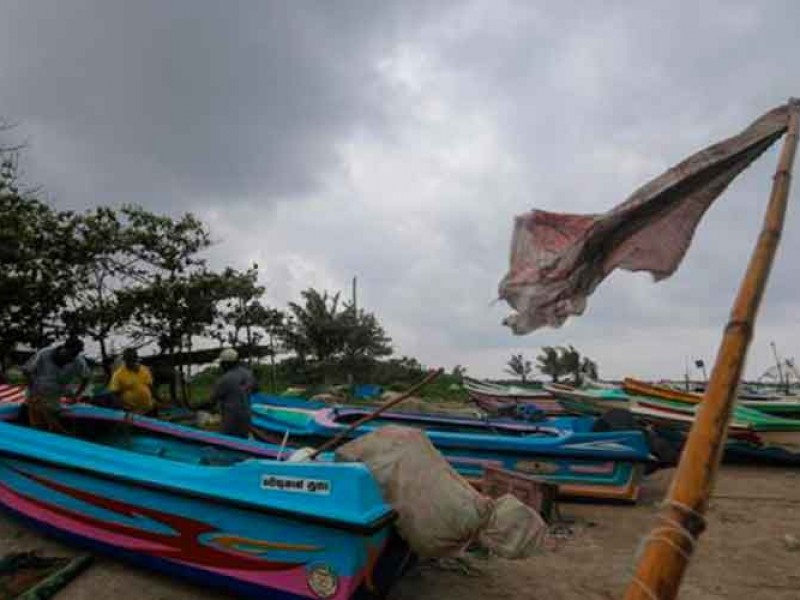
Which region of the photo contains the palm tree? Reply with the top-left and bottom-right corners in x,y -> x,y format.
580,356 -> 599,382
505,353 -> 532,383
535,346 -> 564,383
560,345 -> 582,385
535,345 -> 599,385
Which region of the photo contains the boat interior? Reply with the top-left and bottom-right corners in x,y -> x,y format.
10,405 -> 263,467
330,409 -> 561,437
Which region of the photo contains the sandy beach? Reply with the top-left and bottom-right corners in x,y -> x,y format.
3,465 -> 800,599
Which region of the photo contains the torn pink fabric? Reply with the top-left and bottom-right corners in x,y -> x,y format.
499,103 -> 793,334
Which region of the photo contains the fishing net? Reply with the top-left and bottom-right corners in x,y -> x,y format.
336,426 -> 546,559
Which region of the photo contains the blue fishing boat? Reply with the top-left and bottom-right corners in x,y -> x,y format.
252,392 -> 327,410
251,403 -> 654,502
0,389 -> 410,600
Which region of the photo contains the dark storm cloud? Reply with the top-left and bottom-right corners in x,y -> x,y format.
3,0 -> 800,378
0,0 -> 446,209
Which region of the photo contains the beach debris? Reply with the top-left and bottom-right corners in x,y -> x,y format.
420,556 -> 485,577
782,533 -> 800,551
0,551 -> 93,600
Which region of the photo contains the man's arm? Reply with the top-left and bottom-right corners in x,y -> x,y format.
107,366 -> 122,396
72,378 -> 89,400
143,366 -> 160,403
72,357 -> 91,399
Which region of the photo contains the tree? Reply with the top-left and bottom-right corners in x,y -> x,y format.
282,289 -> 344,370
535,346 -> 564,383
559,345 -> 600,385
63,207 -> 141,376
505,353 -> 532,384
581,356 -> 599,381
340,301 -> 393,381
211,265 -> 266,351
280,287 -> 393,383
0,156 -> 83,366
211,264 -> 287,390
116,206 -> 215,402
560,345 -> 582,385
536,345 -> 599,385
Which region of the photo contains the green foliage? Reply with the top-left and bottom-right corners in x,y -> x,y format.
505,353 -> 533,383
283,289 -> 343,364
370,356 -> 424,385
535,346 -> 563,382
535,345 -> 599,384
280,288 -> 393,383
580,355 -> 599,382
414,373 -> 468,403
122,206 -> 210,275
0,146 -> 404,392
62,207 -> 137,373
0,157 -> 83,362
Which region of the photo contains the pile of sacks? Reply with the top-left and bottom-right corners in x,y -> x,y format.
336,426 -> 546,559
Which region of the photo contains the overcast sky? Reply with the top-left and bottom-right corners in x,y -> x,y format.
2,0 -> 800,380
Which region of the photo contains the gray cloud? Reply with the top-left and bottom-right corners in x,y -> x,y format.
3,0 -> 800,380
1,1 -> 445,206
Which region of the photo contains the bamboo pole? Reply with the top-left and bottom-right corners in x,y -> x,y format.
308,368 -> 443,459
16,553 -> 94,600
624,99 -> 800,600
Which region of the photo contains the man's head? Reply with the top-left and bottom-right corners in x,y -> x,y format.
122,348 -> 139,369
55,336 -> 84,365
219,348 -> 239,370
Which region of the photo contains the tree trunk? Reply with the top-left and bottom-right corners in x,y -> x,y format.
245,323 -> 252,367
167,334 -> 177,405
98,335 -> 110,380
269,331 -> 276,393
183,335 -> 192,407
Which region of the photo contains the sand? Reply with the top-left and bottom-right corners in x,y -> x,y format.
3,465 -> 800,599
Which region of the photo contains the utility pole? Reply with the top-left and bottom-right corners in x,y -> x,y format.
350,276 -> 358,387
695,359 -> 707,385
771,341 -> 786,393
684,357 -> 690,391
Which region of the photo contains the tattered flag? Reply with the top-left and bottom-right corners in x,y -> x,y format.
499,103 -> 793,334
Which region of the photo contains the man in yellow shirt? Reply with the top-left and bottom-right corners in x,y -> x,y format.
109,348 -> 155,415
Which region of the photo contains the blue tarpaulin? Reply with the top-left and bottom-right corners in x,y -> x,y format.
352,384 -> 383,400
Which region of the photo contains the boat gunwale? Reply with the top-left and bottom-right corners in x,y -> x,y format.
0,426 -> 397,536
251,414 -> 655,463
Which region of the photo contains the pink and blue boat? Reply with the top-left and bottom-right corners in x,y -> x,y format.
0,386 -> 410,600
250,403 -> 655,502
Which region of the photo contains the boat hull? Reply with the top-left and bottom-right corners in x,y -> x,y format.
251,405 -> 652,503
628,396 -> 800,465
623,378 -> 800,417
543,383 -> 630,416
0,405 -> 408,600
464,379 -> 565,416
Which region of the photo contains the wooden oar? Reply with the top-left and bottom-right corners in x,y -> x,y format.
307,368 -> 444,459
624,99 -> 800,599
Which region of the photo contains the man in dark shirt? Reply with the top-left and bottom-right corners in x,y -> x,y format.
23,336 -> 89,430
211,349 -> 255,438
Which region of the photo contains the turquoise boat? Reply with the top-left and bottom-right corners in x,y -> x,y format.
0,386 -> 410,600
251,403 -> 655,502
543,383 -> 630,416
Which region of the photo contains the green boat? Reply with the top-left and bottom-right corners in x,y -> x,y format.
628,394 -> 800,463
624,377 -> 800,417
